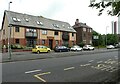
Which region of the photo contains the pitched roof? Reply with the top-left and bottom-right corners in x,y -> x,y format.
4,10 -> 76,32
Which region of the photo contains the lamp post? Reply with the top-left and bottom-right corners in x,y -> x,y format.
8,1 -> 12,60
8,25 -> 12,60
106,26 -> 109,46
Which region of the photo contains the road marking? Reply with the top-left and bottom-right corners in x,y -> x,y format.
25,69 -> 41,74
97,61 -> 103,63
35,72 -> 51,76
64,67 -> 75,71
80,63 -> 91,67
89,60 -> 94,62
34,72 -> 51,82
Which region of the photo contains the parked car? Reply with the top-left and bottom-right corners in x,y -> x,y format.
106,45 -> 115,49
83,45 -> 94,50
32,45 -> 51,54
54,46 -> 70,52
70,45 -> 82,51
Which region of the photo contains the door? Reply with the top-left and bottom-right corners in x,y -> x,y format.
49,39 -> 53,50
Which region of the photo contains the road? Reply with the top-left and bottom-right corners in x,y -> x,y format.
2,50 -> 119,82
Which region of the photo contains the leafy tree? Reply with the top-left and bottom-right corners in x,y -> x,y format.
89,0 -> 120,16
107,34 -> 118,45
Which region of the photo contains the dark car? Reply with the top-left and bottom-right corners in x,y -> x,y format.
54,46 -> 70,52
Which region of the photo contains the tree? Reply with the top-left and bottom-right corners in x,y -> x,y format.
89,0 -> 120,16
107,34 -> 118,45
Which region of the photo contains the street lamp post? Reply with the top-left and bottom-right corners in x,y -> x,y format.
106,26 -> 109,46
8,1 -> 12,60
8,25 -> 12,60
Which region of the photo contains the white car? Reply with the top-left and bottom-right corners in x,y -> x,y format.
70,45 -> 82,51
106,45 -> 115,49
83,45 -> 94,50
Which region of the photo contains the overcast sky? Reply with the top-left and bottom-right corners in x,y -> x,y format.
0,0 -> 118,34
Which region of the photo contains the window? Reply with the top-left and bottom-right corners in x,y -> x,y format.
12,17 -> 17,21
15,39 -> 19,44
37,21 -> 43,26
15,26 -> 19,32
90,29 -> 92,32
72,33 -> 74,37
26,29 -> 36,33
54,31 -> 59,35
12,17 -> 21,22
42,40 -> 45,45
42,30 -> 47,35
83,28 -> 86,32
53,24 -> 59,28
56,40 -> 59,45
84,33 -> 86,37
25,18 -> 29,22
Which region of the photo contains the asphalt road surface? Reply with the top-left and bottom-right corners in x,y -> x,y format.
2,50 -> 119,82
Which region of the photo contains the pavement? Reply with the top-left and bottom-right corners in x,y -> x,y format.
1,48 -> 118,63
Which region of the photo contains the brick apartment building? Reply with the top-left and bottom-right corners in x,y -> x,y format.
73,19 -> 92,45
0,10 -> 76,49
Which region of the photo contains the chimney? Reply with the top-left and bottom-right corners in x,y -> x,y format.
75,19 -> 79,25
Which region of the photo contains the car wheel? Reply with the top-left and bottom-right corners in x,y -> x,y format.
37,50 -> 40,54
47,50 -> 50,53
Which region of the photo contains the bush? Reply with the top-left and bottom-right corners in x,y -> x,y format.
11,44 -> 24,49
78,42 -> 85,47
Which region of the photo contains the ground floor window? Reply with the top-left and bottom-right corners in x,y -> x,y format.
26,38 -> 36,47
55,40 -> 59,45
63,40 -> 69,47
42,40 -> 45,45
15,39 -> 19,44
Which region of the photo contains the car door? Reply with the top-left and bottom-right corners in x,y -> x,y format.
43,46 -> 47,52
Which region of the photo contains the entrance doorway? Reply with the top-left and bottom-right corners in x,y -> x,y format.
49,39 -> 53,50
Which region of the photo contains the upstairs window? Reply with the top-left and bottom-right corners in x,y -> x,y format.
37,21 -> 43,26
83,28 -> 86,32
42,30 -> 47,35
12,17 -> 21,22
53,24 -> 59,28
25,18 -> 29,22
26,28 -> 36,33
54,31 -> 59,35
72,33 -> 74,37
15,26 -> 20,32
90,29 -> 92,32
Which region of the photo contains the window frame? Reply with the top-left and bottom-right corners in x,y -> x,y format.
15,26 -> 20,32
42,30 -> 47,35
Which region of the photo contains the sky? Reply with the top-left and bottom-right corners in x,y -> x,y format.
0,0 -> 118,34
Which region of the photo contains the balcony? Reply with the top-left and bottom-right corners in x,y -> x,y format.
25,32 -> 37,38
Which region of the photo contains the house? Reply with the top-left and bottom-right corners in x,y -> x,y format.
0,10 -> 76,49
73,19 -> 92,45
